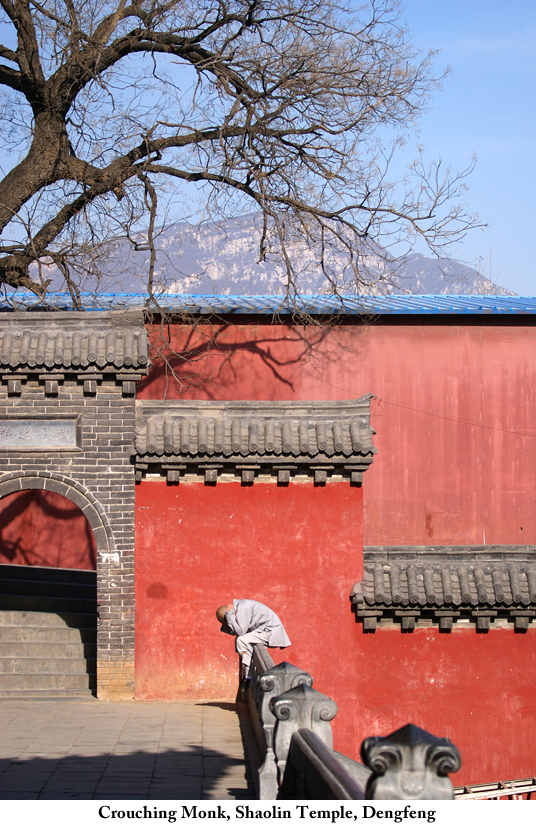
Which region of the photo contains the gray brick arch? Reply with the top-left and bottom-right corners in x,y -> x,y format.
0,311 -> 146,699
0,470 -> 114,556
0,468 -> 135,698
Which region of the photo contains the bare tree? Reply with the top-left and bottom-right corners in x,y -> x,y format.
0,0 -> 478,304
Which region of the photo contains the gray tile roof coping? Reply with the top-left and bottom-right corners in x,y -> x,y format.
351,545 -> 536,631
0,311 -> 149,372
135,397 -> 375,467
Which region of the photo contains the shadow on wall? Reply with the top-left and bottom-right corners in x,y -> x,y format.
0,490 -> 97,570
138,321 -> 367,401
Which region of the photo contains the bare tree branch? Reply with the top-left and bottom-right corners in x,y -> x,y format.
0,43 -> 18,62
0,0 -> 481,300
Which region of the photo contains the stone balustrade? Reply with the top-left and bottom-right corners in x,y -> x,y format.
248,646 -> 313,799
246,644 -> 461,800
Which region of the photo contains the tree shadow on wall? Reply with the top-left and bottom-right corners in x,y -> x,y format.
140,320 -> 367,399
0,744 -> 255,800
0,489 -> 97,569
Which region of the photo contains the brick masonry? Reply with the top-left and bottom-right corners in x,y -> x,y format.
0,312 -> 148,699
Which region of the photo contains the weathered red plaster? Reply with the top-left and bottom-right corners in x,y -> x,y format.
135,478 -> 363,699
136,318 -> 536,785
139,321 -> 536,547
337,625 -> 536,786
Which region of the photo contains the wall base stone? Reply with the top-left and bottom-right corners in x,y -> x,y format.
97,662 -> 135,700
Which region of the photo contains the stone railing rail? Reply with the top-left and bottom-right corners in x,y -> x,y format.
247,644 -> 461,800
278,728 -> 367,799
248,646 -> 313,799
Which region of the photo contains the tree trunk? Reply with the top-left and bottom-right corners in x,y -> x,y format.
0,115 -> 70,233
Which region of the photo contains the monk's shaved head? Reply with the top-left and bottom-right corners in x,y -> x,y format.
216,605 -> 228,623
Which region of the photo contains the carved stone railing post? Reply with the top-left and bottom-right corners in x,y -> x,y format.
249,650 -> 313,799
270,684 -> 338,784
361,724 -> 462,800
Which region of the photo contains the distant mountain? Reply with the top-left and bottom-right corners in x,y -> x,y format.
385,253 -> 516,297
35,213 -> 516,297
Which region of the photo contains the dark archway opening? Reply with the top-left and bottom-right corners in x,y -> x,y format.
0,490 -> 97,698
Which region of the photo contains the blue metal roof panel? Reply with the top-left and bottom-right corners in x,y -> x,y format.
2,293 -> 536,315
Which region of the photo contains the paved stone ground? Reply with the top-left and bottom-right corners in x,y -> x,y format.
0,699 -> 259,800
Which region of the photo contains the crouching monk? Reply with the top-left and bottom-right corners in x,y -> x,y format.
216,599 -> 291,678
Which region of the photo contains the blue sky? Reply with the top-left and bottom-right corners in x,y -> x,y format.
1,1 -> 535,294
394,0 -> 536,293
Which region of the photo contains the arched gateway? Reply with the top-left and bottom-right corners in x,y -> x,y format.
0,471 -> 113,558
0,310 -> 149,699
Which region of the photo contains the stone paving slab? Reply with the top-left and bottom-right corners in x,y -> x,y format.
0,699 -> 258,800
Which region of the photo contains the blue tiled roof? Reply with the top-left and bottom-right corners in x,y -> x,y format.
2,293 -> 536,315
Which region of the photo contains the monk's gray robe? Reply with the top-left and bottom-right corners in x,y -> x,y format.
222,599 -> 291,648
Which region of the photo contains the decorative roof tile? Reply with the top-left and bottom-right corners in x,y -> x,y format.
352,561 -> 536,608
351,546 -> 536,632
135,397 -> 375,482
0,311 -> 149,373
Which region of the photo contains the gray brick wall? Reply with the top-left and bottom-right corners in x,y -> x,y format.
0,372 -> 137,699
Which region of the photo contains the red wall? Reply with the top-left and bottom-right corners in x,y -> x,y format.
135,479 -> 363,699
135,476 -> 536,784
344,626 -> 536,785
136,318 -> 536,784
139,320 -> 536,547
0,490 -> 97,570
